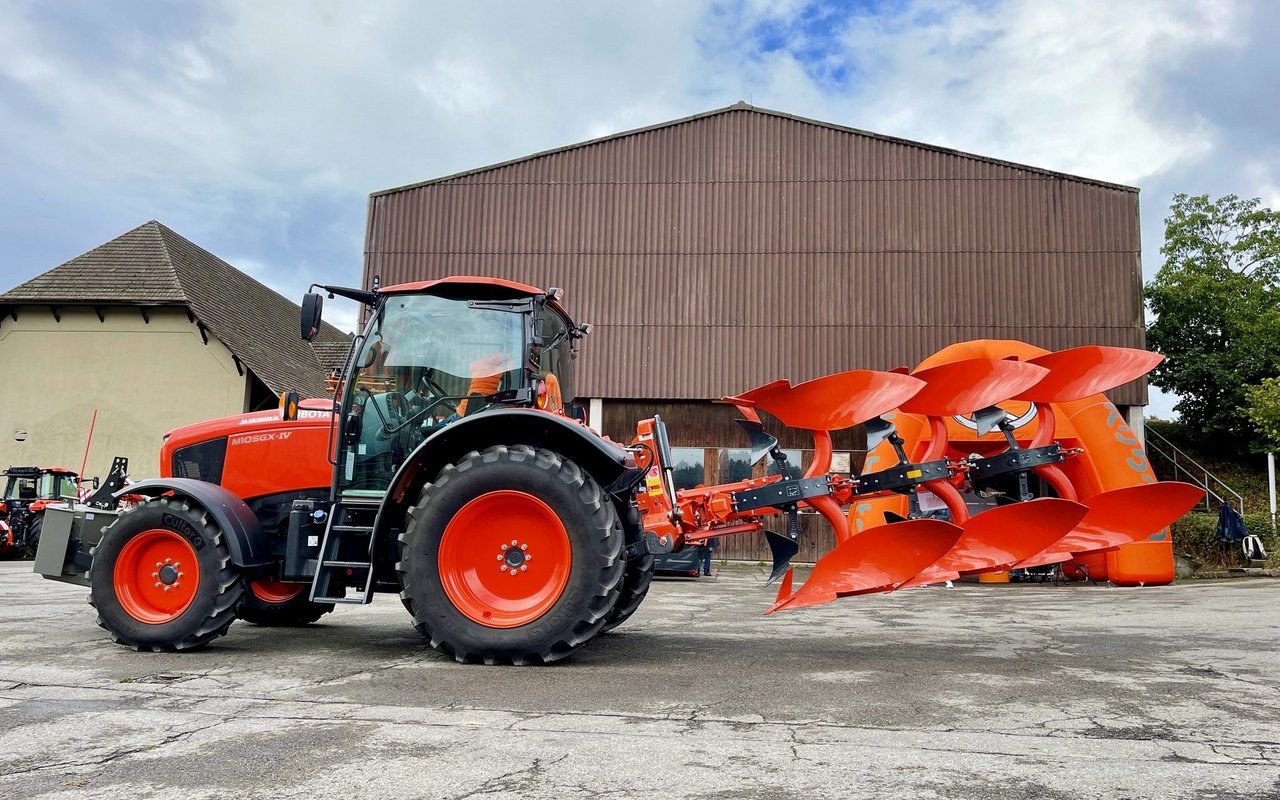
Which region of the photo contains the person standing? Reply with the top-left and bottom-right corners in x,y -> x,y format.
700,537 -> 720,576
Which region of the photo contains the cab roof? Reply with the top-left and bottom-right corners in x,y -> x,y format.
377,276 -> 575,322
379,276 -> 543,296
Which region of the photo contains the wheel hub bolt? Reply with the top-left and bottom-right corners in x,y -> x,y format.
499,539 -> 531,573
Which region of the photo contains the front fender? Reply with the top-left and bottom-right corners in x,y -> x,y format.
120,478 -> 273,568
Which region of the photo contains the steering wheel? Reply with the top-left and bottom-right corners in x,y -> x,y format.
383,391 -> 408,427
357,387 -> 406,441
415,370 -> 459,414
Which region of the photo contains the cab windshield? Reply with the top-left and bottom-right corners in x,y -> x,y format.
338,294 -> 526,493
3,473 -> 69,500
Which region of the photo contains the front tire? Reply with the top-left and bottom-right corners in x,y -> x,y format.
24,514 -> 43,557
397,445 -> 624,665
89,497 -> 244,651
239,580 -> 334,626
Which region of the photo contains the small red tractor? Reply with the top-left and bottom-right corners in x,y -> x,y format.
34,277 -> 1202,663
0,465 -> 86,558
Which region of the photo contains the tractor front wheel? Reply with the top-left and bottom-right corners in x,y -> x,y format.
239,580 -> 334,626
397,445 -> 624,665
89,497 -> 244,651
25,514 -> 43,556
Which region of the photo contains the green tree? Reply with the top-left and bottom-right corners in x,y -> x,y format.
1144,193 -> 1280,453
1244,377 -> 1280,451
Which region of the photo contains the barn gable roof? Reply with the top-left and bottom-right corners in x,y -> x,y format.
372,102 -> 1138,197
0,221 -> 351,396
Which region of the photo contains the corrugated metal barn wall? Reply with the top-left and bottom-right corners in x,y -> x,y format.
363,106 -> 1146,406
364,106 -> 1146,564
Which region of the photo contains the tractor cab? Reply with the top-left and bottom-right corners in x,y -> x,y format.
303,277 -> 589,495
0,466 -> 83,556
2,466 -> 79,512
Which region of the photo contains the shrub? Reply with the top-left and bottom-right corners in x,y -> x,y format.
1169,509 -> 1277,569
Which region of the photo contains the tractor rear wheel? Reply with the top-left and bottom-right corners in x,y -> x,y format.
89,497 -> 244,651
600,501 -> 654,633
397,445 -> 624,665
239,580 -> 334,626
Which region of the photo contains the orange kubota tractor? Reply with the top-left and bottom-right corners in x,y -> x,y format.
34,277 -> 1203,664
1,465 -> 85,558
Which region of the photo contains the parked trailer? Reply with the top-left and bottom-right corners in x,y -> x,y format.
35,277 -> 1202,663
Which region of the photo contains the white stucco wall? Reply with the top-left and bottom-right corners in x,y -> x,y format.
0,306 -> 247,481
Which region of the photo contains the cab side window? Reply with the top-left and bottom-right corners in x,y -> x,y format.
536,306 -> 575,403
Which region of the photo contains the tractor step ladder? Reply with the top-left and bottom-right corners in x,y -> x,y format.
310,497 -> 379,605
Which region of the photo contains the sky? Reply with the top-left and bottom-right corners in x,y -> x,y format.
2,0 -> 1277,418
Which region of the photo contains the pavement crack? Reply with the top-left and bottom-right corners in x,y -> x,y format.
452,753 -> 570,798
0,715 -> 232,778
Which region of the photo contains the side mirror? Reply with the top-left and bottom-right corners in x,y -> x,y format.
301,293 -> 324,341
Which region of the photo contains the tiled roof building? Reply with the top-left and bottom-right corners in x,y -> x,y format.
0,221 -> 351,478
2,220 -> 350,397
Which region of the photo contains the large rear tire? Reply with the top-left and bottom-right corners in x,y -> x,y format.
89,497 -> 244,651
600,501 -> 654,633
239,580 -> 334,626
397,445 -> 624,665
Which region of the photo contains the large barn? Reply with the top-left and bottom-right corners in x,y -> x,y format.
361,103 -> 1148,561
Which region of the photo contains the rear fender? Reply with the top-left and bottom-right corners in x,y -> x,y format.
120,478 -> 273,568
375,408 -> 638,542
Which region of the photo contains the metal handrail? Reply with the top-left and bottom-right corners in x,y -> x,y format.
1144,426 -> 1245,515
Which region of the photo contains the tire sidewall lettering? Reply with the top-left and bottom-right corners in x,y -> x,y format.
161,512 -> 206,550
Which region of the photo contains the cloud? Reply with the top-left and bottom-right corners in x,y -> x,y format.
0,0 -> 712,295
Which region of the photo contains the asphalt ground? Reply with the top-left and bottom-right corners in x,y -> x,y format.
1,560 -> 1278,799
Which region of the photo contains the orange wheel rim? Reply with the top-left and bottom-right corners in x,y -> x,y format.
250,579 -> 306,604
113,529 -> 200,624
439,490 -> 571,628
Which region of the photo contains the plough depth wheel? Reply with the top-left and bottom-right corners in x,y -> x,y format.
396,445 -> 625,665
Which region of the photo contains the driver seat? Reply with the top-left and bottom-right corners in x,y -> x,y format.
457,353 -> 510,416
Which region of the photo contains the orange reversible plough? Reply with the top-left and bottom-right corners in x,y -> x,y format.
635,340 -> 1203,613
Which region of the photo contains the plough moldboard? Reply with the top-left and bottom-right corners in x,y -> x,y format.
634,339 -> 1204,613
